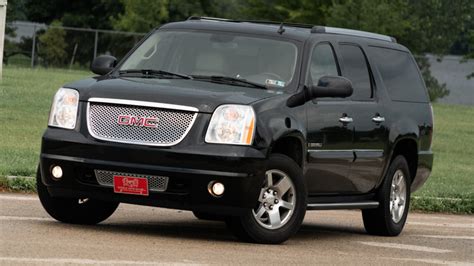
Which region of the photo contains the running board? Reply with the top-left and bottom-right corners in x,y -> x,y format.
307,201 -> 379,210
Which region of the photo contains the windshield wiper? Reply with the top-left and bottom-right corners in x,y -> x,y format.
118,69 -> 193,79
191,75 -> 267,90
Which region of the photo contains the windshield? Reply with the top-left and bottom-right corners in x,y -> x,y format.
119,30 -> 298,89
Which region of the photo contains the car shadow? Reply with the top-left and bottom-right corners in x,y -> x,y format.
298,223 -> 367,240
39,216 -> 368,244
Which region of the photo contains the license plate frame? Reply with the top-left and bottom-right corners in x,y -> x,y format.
113,175 -> 149,196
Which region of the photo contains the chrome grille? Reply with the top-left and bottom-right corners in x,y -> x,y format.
87,99 -> 197,146
94,170 -> 169,192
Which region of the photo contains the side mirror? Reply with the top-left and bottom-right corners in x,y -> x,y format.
286,76 -> 353,108
310,76 -> 353,99
90,55 -> 117,75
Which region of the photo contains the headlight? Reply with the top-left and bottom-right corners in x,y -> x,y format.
205,105 -> 256,145
48,88 -> 79,129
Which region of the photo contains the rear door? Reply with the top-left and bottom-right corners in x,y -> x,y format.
337,43 -> 388,193
305,41 -> 355,194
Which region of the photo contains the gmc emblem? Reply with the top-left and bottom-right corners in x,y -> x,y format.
117,115 -> 159,128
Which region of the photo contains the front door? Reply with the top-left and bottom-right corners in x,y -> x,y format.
305,41 -> 355,194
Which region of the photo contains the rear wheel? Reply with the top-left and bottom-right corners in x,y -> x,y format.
362,155 -> 411,236
226,154 -> 307,244
36,166 -> 119,225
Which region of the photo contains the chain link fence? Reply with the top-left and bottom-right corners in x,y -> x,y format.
4,21 -> 146,69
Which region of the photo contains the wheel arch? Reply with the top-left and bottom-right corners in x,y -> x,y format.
269,132 -> 306,169
388,137 -> 418,185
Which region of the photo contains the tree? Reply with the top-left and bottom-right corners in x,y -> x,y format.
25,0 -> 123,29
403,0 -> 472,55
38,21 -> 67,67
112,0 -> 169,32
6,0 -> 27,24
241,0 -> 331,25
327,0 -> 409,38
24,0 -> 128,67
416,56 -> 449,101
111,0 -> 244,32
2,0 -> 27,65
5,0 -> 26,38
466,29 -> 474,79
451,8 -> 474,79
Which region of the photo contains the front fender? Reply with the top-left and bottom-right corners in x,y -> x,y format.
253,96 -> 307,146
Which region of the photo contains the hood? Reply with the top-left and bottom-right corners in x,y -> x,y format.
65,76 -> 282,113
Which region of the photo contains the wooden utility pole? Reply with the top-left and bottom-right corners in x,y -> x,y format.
0,0 -> 7,80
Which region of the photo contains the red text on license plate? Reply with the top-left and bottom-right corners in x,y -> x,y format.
113,175 -> 149,196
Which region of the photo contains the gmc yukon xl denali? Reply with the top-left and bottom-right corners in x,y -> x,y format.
37,17 -> 434,244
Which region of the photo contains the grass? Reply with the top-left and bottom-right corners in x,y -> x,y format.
411,104 -> 474,213
0,66 -> 472,213
0,176 -> 36,193
0,67 -> 91,176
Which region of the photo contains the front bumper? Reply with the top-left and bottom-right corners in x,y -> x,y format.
40,127 -> 267,216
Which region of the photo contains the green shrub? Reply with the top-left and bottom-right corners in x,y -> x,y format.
38,21 -> 68,67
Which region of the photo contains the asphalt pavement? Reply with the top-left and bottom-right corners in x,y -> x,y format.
0,193 -> 473,265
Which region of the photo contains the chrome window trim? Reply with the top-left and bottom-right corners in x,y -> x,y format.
86,98 -> 198,147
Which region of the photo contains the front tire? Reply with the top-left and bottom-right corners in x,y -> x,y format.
36,166 -> 119,225
362,155 -> 411,236
226,154 -> 307,244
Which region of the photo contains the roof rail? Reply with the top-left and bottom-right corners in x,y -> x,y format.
186,17 -> 396,42
187,16 -> 314,29
187,16 -> 230,22
311,26 -> 396,43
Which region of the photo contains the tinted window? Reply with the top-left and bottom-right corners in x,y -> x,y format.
339,44 -> 372,100
309,43 -> 339,84
369,47 -> 429,102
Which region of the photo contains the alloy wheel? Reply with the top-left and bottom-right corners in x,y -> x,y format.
252,169 -> 296,230
390,169 -> 407,223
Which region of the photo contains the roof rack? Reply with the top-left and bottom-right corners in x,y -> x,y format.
311,26 -> 396,43
186,17 -> 396,43
187,16 -> 314,29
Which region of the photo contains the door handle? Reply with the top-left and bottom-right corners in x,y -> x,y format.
372,115 -> 385,123
339,116 -> 353,124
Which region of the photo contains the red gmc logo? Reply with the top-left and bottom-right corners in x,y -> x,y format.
117,115 -> 159,128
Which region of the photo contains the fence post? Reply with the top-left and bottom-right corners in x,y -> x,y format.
0,0 -> 7,80
93,30 -> 98,60
31,25 -> 36,68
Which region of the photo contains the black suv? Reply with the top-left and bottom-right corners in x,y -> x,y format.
38,17 -> 434,244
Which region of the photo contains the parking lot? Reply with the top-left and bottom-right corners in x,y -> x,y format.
1,193 -> 473,265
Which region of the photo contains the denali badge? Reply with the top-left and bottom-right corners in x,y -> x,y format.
117,115 -> 159,128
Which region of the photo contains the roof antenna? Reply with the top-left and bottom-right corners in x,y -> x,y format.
277,23 -> 285,34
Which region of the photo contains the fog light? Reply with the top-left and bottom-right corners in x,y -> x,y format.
51,165 -> 63,179
208,181 -> 225,197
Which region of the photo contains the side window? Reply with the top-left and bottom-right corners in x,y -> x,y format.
339,44 -> 372,100
369,46 -> 429,103
309,43 -> 339,85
